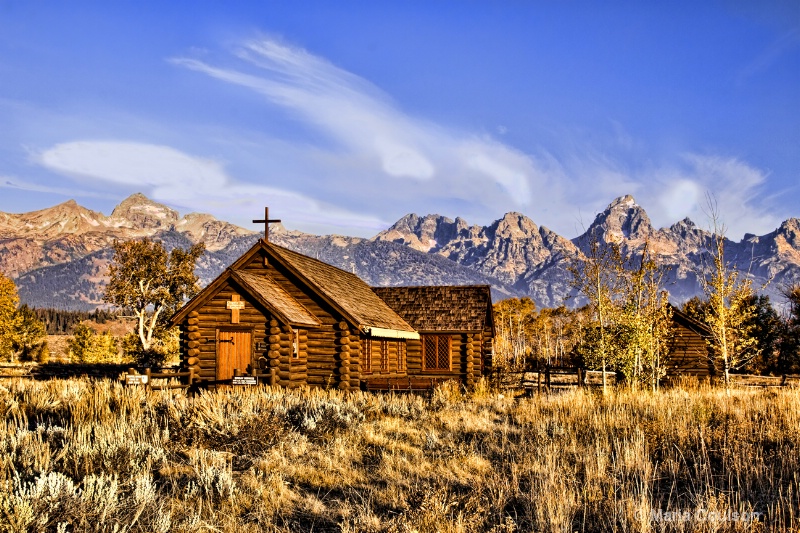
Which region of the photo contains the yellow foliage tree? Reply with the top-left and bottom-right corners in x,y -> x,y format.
700,197 -> 760,390
0,273 -> 21,361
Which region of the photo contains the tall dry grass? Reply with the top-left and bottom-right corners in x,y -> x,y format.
0,378 -> 797,532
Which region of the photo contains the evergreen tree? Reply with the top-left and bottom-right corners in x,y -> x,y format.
777,284 -> 800,374
11,305 -> 48,362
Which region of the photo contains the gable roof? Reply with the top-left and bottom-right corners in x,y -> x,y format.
263,242 -> 416,334
670,305 -> 712,336
372,285 -> 494,334
231,270 -> 319,328
170,239 -> 417,336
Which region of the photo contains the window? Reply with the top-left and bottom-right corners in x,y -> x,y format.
361,338 -> 372,374
380,340 -> 389,373
397,341 -> 407,372
422,335 -> 451,371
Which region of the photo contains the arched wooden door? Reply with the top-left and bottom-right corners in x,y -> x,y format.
216,328 -> 253,381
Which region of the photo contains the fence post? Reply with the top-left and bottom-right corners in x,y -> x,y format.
545,365 -> 551,393
145,368 -> 152,390
188,366 -> 195,386
577,367 -> 584,388
537,367 -> 542,394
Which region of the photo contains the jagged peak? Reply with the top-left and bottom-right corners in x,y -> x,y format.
585,195 -> 653,241
386,213 -> 454,231
607,194 -> 638,210
490,212 -> 538,238
108,193 -> 178,229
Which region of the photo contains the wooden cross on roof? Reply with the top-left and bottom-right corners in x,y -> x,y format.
253,207 -> 281,242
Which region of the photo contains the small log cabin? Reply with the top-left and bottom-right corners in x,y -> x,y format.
664,307 -> 714,379
371,286 -> 495,388
168,238 -> 495,390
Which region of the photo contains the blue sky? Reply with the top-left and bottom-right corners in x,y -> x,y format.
1,1 -> 798,239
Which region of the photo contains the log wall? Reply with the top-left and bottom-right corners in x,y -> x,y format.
181,284 -> 269,382
667,322 -> 713,377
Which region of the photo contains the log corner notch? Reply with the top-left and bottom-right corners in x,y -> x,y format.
183,310 -> 201,382
336,320 -> 351,390
267,318 -> 281,386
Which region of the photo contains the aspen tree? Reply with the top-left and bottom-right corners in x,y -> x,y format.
700,198 -> 760,390
568,237 -> 627,393
0,273 -> 20,361
104,238 -> 204,366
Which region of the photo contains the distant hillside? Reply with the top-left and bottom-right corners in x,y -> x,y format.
6,195 -> 518,310
3,193 -> 798,310
374,195 -> 800,307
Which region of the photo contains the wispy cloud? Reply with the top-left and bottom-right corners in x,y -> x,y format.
172,39 -> 536,203
35,140 -> 387,233
643,154 -> 781,238
0,175 -> 114,200
738,29 -> 800,84
15,37 -> 786,240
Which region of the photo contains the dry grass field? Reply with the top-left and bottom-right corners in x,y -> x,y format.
0,378 -> 797,532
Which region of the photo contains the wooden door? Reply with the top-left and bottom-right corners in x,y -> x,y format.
216,329 -> 252,381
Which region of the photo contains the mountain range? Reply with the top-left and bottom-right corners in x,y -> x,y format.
1,193 -> 798,310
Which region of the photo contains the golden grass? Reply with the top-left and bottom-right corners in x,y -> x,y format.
0,378 -> 797,532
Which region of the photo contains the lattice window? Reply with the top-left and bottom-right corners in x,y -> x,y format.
423,335 -> 450,371
397,341 -> 407,372
380,340 -> 389,372
362,338 -> 372,374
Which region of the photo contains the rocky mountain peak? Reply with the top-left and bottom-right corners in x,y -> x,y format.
374,213 -> 468,253
585,195 -> 653,242
109,193 -> 179,229
491,212 -> 538,239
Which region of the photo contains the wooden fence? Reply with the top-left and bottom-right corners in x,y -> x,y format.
727,374 -> 800,388
493,366 -> 617,394
123,367 -> 198,391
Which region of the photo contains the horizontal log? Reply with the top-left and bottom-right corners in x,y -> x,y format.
187,348 -> 200,357
305,336 -> 336,345
269,327 -> 281,335
188,332 -> 201,341
268,350 -> 280,359
269,319 -> 279,327
188,311 -> 199,319
307,331 -> 336,340
307,362 -> 335,371
307,368 -> 336,377
187,340 -> 200,349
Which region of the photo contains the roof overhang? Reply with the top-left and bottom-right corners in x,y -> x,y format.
364,326 -> 420,340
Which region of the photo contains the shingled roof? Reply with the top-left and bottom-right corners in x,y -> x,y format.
231,270 -> 319,328
372,285 -> 494,333
169,240 -> 417,337
266,243 -> 416,334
